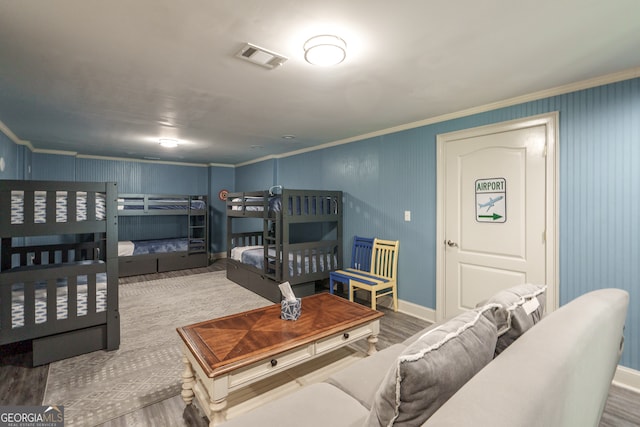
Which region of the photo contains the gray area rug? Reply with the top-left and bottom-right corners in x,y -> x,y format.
42,271 -> 271,427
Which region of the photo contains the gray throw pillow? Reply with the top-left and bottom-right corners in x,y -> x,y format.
484,283 -> 547,355
365,305 -> 498,427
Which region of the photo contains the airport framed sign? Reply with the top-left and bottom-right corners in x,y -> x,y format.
475,178 -> 506,223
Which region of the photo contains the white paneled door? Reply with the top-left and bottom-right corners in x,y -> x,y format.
436,113 -> 558,320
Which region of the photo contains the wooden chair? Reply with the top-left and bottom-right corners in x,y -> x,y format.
348,239 -> 399,311
329,236 -> 374,295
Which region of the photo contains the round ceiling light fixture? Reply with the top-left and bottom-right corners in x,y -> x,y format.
303,35 -> 347,66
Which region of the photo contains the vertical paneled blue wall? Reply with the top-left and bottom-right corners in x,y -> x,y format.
32,154 -> 76,181
236,159 -> 276,189
210,166 -> 235,254
12,150 -> 233,252
241,77 -> 640,371
75,158 -> 209,194
556,79 -> 640,371
31,154 -> 209,194
31,153 -> 211,243
0,131 -> 19,179
18,145 -> 31,180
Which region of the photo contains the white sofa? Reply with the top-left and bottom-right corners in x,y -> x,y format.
219,287 -> 629,427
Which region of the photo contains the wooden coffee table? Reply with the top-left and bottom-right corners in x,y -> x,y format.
177,292 -> 384,426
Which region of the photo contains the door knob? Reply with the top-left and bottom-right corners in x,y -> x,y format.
446,240 -> 458,247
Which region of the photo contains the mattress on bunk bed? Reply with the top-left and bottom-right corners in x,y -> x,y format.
118,238 -> 205,256
231,246 -> 337,276
10,191 -> 106,224
230,195 -> 337,215
117,198 -> 206,211
230,196 -> 281,212
9,272 -> 108,328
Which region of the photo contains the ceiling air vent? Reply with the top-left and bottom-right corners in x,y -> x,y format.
235,43 -> 288,70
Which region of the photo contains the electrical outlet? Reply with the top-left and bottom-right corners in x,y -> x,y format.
404,210 -> 411,221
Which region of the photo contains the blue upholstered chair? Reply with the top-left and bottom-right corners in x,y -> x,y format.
329,236 -> 374,295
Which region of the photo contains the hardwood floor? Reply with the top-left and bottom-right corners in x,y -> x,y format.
601,385 -> 640,427
1,259 -> 638,426
0,340 -> 48,406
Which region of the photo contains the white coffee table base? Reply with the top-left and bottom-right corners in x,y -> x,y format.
181,319 -> 380,426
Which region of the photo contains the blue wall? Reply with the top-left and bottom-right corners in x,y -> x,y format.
32,154 -> 210,193
236,159 -> 276,190
32,153 -> 76,181
236,77 -> 640,371
29,153 -> 232,250
209,166 -> 235,253
0,132 -> 20,179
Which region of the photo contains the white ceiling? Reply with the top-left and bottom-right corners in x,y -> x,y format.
1,0 -> 639,165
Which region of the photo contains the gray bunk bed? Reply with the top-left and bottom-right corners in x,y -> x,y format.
117,194 -> 209,277
226,188 -> 343,302
0,180 -> 119,366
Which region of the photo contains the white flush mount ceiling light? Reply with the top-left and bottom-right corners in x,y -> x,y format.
304,35 -> 347,66
159,138 -> 179,148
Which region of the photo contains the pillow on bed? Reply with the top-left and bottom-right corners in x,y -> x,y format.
483,283 -> 547,355
365,305 -> 498,427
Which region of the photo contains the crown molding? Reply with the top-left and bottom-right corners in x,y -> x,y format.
33,148 -> 78,156
234,154 -> 278,168
0,119 -> 33,150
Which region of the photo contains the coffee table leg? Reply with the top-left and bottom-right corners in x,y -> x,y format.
181,355 -> 195,405
209,399 -> 227,427
367,334 -> 378,356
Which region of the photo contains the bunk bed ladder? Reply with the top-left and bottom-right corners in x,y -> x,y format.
187,195 -> 208,255
263,214 -> 281,281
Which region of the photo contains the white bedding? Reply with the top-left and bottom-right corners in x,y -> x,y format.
118,241 -> 135,256
230,197 -> 265,211
231,245 -> 264,261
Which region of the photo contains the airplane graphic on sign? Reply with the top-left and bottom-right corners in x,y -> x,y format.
475,178 -> 506,223
478,195 -> 504,211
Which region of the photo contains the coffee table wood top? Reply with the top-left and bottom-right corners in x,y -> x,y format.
177,292 -> 383,378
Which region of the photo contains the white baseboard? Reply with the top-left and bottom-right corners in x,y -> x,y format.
347,294 -> 435,324
613,365 -> 640,393
398,299 -> 436,323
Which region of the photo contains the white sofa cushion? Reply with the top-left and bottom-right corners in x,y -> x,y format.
326,343 -> 408,410
218,383 -> 368,427
365,305 -> 498,426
